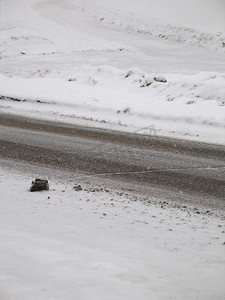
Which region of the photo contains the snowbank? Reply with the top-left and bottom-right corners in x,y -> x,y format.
86,0 -> 225,33
0,68 -> 225,144
60,0 -> 225,52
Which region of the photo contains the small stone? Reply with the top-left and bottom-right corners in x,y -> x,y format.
30,178 -> 49,192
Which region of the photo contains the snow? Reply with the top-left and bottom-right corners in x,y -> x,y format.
1,68 -> 225,144
85,0 -> 225,33
0,161 -> 225,300
0,2 -> 225,298
0,0 -> 225,144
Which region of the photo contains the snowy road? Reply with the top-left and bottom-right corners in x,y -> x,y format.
0,113 -> 224,212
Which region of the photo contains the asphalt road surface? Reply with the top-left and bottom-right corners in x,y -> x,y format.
0,113 -> 224,211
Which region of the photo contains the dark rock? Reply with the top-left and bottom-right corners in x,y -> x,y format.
30,178 -> 49,192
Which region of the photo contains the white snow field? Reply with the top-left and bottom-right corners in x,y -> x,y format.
0,0 -> 225,143
0,161 -> 225,300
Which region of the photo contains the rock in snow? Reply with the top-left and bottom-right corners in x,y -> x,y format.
30,178 -> 49,192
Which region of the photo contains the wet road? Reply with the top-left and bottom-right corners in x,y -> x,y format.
0,113 -> 224,210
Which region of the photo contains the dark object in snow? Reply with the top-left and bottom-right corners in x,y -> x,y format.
73,184 -> 83,191
30,178 -> 49,192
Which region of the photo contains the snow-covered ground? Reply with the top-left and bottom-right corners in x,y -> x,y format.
0,0 -> 225,143
0,160 -> 225,300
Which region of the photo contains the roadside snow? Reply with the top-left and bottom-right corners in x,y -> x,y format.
0,68 -> 225,144
0,161 -> 224,300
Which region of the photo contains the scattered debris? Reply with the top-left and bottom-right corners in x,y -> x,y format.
140,79 -> 152,87
30,178 -> 49,192
117,107 -> 130,114
0,95 -> 25,102
186,100 -> 196,105
88,187 -> 110,193
123,107 -> 130,114
125,70 -> 133,78
73,184 -> 83,191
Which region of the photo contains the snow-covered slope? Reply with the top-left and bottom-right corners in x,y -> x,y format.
0,0 -> 225,143
50,0 -> 225,51
88,0 -> 225,33
3,0 -> 225,51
